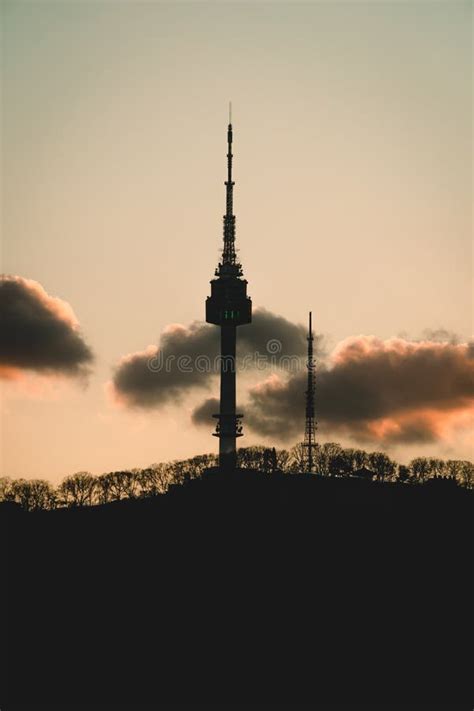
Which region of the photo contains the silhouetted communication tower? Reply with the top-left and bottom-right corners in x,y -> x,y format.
206,114 -> 252,470
303,312 -> 317,472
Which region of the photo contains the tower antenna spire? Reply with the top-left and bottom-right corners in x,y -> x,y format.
217,102 -> 241,275
303,311 -> 317,472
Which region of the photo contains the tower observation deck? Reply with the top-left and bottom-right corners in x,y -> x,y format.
206,116 -> 252,470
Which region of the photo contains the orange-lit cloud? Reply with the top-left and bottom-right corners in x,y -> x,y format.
0,275 -> 93,381
193,335 -> 474,447
0,365 -> 24,381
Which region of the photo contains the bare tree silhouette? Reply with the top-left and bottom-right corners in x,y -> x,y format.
409,457 -> 432,484
58,472 -> 96,507
4,478 -> 56,510
367,452 -> 397,483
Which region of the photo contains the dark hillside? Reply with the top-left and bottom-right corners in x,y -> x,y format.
3,470 -> 472,707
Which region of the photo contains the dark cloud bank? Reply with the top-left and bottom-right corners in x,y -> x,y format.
0,276 -> 93,379
194,336 -> 474,446
112,308 -> 313,407
112,306 -> 473,447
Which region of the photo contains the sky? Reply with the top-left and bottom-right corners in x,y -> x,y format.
1,0 -> 472,482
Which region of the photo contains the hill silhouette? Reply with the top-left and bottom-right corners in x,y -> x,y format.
3,468 -> 472,707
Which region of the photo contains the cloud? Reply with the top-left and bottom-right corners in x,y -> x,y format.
111,339 -> 214,409
239,308 -> 310,357
0,276 -> 93,380
111,309 -> 313,408
111,320 -> 220,408
191,397 -> 220,426
421,328 -> 461,345
243,372 -> 305,440
206,335 -> 474,446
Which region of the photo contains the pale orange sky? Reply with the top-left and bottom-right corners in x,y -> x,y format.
1,1 -> 472,481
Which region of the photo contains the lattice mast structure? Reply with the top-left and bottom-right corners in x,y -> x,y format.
303,311 -> 317,472
206,110 -> 252,470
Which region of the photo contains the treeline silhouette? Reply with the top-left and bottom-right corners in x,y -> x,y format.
1,442 -> 472,511
3,445 -> 472,707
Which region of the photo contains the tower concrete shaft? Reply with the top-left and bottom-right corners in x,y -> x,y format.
216,325 -> 240,470
303,311 -> 317,472
206,117 -> 252,471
